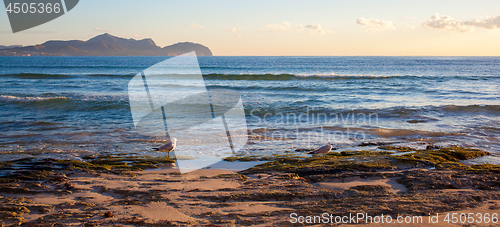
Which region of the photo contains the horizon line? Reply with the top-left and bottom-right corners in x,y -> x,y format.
2,55 -> 500,57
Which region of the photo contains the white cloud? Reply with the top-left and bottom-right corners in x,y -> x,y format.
225,27 -> 242,37
406,23 -> 416,30
226,27 -> 242,32
94,27 -> 109,32
421,14 -> 471,32
261,21 -> 291,32
464,15 -> 500,29
356,18 -> 396,32
191,23 -> 204,29
421,14 -> 500,32
261,22 -> 333,34
297,24 -> 334,34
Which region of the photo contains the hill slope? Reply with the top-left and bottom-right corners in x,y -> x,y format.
0,33 -> 213,56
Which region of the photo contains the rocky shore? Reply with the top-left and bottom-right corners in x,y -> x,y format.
1,146 -> 499,226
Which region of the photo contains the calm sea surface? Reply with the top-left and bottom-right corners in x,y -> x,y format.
1,56 -> 499,164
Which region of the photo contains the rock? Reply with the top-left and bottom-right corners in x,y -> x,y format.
51,174 -> 68,182
426,145 -> 442,150
294,148 -> 315,152
358,141 -> 396,147
64,182 -> 75,190
104,211 -> 114,218
489,204 -> 500,210
407,119 -> 427,124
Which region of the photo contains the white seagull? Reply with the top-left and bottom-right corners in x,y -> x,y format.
152,138 -> 177,157
309,142 -> 334,154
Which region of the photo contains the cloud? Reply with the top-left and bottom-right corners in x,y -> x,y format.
356,18 -> 396,32
297,24 -> 334,34
406,23 -> 416,30
421,14 -> 471,32
464,15 -> 500,29
94,27 -> 109,32
261,21 -> 291,32
225,27 -> 242,37
261,22 -> 333,34
421,14 -> 500,32
191,23 -> 204,29
226,27 -> 241,32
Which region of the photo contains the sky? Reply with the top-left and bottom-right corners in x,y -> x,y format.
1,0 -> 500,56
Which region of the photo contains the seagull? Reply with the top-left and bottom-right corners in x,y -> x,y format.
308,142 -> 334,154
152,138 -> 177,157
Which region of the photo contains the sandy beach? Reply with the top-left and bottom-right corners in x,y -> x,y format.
1,146 -> 499,226
2,1 -> 500,226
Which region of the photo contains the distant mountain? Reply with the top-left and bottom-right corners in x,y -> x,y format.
0,45 -> 22,50
0,33 -> 213,56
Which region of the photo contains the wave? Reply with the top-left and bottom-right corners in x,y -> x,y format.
204,74 -> 499,81
0,72 -> 402,82
249,126 -> 461,139
3,93 -> 498,116
86,74 -> 134,78
0,95 -> 68,102
0,95 -> 129,112
295,73 -> 398,78
246,104 -> 500,120
440,105 -> 500,114
1,72 -> 498,81
0,121 -> 65,131
0,73 -> 135,79
0,73 -> 73,79
319,126 -> 460,138
203,73 -> 402,81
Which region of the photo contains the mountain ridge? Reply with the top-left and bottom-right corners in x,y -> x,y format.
0,33 -> 213,56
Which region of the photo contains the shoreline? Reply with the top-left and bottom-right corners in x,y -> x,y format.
1,146 -> 500,226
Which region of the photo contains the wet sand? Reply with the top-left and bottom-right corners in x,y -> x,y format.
1,146 -> 500,226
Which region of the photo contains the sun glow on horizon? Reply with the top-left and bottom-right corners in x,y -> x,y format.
1,0 -> 500,56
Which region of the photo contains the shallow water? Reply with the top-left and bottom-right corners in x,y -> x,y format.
0,56 -> 499,163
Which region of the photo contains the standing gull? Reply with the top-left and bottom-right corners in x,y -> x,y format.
308,142 -> 334,154
152,138 -> 177,157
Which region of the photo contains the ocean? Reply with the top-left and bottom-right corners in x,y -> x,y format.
1,56 -> 499,164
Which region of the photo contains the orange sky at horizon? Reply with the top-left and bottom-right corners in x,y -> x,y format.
1,0 -> 500,56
